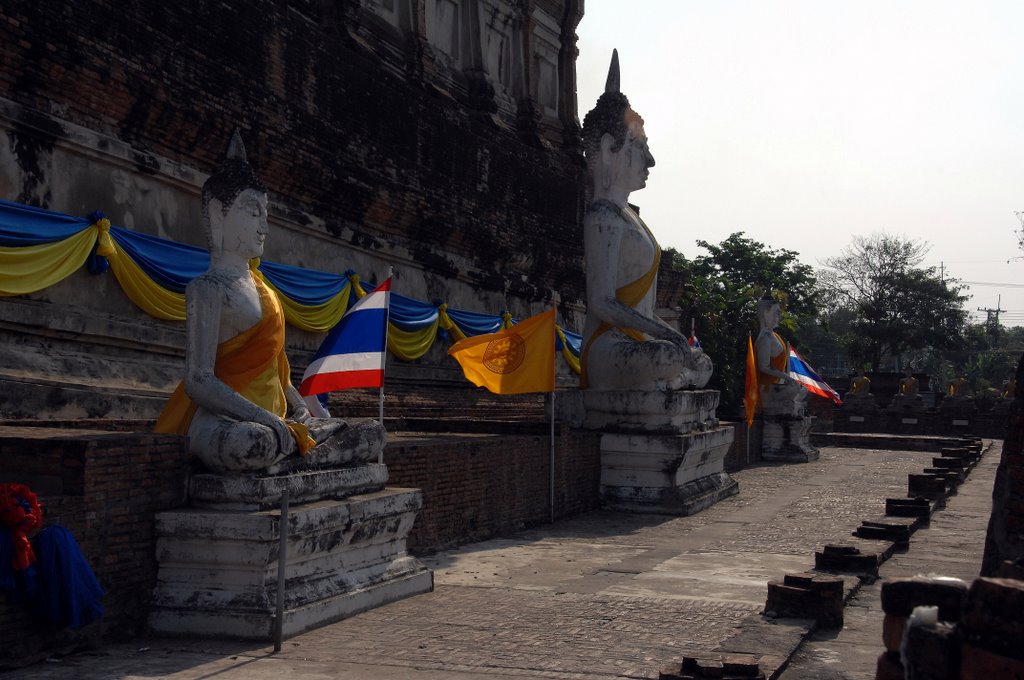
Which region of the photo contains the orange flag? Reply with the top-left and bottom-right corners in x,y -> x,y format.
744,333 -> 759,428
448,309 -> 556,395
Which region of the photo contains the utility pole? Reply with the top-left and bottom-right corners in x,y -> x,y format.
978,295 -> 1004,338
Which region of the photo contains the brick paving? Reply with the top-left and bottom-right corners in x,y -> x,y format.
4,443 -> 998,680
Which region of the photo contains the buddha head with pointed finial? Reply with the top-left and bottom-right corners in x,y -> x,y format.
201,131 -> 270,260
581,50 -> 655,200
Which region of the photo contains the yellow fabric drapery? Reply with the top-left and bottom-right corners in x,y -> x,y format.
556,326 -> 581,374
106,236 -> 187,320
0,208 -> 585,374
261,273 -> 352,333
387,317 -> 440,360
0,223 -> 99,296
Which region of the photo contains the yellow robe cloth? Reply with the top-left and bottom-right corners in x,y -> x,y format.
758,332 -> 789,385
153,271 -> 314,455
580,206 -> 662,389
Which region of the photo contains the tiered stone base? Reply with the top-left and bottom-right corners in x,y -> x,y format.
761,414 -> 819,462
584,389 -> 737,516
599,428 -> 738,515
149,466 -> 432,639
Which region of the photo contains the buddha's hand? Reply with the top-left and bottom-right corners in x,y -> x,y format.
264,415 -> 298,455
290,404 -> 312,424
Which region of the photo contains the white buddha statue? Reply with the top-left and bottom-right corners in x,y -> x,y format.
580,51 -> 712,392
155,132 -> 383,473
755,298 -> 805,414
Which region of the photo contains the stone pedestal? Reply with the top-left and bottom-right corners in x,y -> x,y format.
149,464 -> 433,639
583,388 -> 737,516
760,384 -> 818,462
761,414 -> 818,462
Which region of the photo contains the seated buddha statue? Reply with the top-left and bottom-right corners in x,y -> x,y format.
898,368 -> 920,397
154,132 -> 383,473
849,370 -> 871,397
579,50 -> 712,392
754,298 -> 805,414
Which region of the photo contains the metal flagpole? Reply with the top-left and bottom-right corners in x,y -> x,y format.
378,266 -> 394,465
746,331 -> 751,467
550,389 -> 555,523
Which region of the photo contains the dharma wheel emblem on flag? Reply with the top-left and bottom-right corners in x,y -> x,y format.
482,334 -> 526,374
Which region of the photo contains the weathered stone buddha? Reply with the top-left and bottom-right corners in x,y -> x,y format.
580,50 -> 712,392
154,132 -> 383,473
755,298 -> 805,416
754,297 -> 817,461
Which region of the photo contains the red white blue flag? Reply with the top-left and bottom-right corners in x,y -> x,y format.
787,347 -> 842,404
299,277 -> 391,396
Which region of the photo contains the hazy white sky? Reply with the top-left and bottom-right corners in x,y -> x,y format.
576,0 -> 1024,325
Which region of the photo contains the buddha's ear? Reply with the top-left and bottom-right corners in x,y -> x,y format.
600,133 -> 616,188
208,197 -> 224,257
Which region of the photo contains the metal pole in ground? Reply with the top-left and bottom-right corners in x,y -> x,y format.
273,487 -> 289,652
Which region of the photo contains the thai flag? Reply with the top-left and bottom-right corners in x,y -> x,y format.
299,277 -> 391,398
787,347 -> 842,404
687,333 -> 701,349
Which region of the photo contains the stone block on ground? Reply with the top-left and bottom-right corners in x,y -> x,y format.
855,515 -> 922,543
959,643 -> 1024,679
815,541 -> 894,575
901,621 -> 959,680
959,577 -> 1024,661
764,572 -> 844,628
875,651 -> 904,680
880,575 -> 969,620
908,473 -> 951,500
659,653 -> 765,679
885,497 -> 935,518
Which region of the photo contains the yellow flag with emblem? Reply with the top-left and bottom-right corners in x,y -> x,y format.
447,309 -> 556,394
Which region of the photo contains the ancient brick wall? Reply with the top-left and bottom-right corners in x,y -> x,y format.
982,353 -> 1024,575
0,0 -> 586,315
0,428 -> 189,664
384,428 -> 601,553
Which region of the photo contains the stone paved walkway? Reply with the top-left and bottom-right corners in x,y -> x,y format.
5,442 -> 999,680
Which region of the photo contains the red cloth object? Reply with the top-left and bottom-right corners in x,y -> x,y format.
0,483 -> 42,570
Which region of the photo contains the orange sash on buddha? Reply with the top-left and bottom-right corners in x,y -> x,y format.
153,269 -> 314,454
580,205 -> 661,388
758,331 -> 789,385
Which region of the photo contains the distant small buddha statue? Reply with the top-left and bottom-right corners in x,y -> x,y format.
888,366 -> 924,412
899,368 -> 920,397
580,50 -> 712,391
849,369 -> 871,396
154,132 -> 384,473
1002,375 -> 1017,400
948,375 -> 969,399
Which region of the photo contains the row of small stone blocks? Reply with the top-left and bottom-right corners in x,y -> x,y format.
658,437 -> 986,680
762,437 -> 984,625
874,564 -> 1024,679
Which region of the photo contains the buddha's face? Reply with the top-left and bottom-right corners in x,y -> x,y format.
761,303 -> 781,329
221,188 -> 268,259
619,110 -> 655,192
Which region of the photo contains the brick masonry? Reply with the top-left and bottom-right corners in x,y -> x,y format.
0,428 -> 189,664
0,424 -> 601,665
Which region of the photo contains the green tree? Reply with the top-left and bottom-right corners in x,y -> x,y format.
667,232 -> 820,415
819,233 -> 969,371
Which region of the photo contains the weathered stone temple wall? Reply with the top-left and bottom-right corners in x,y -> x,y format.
0,0 -> 587,418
